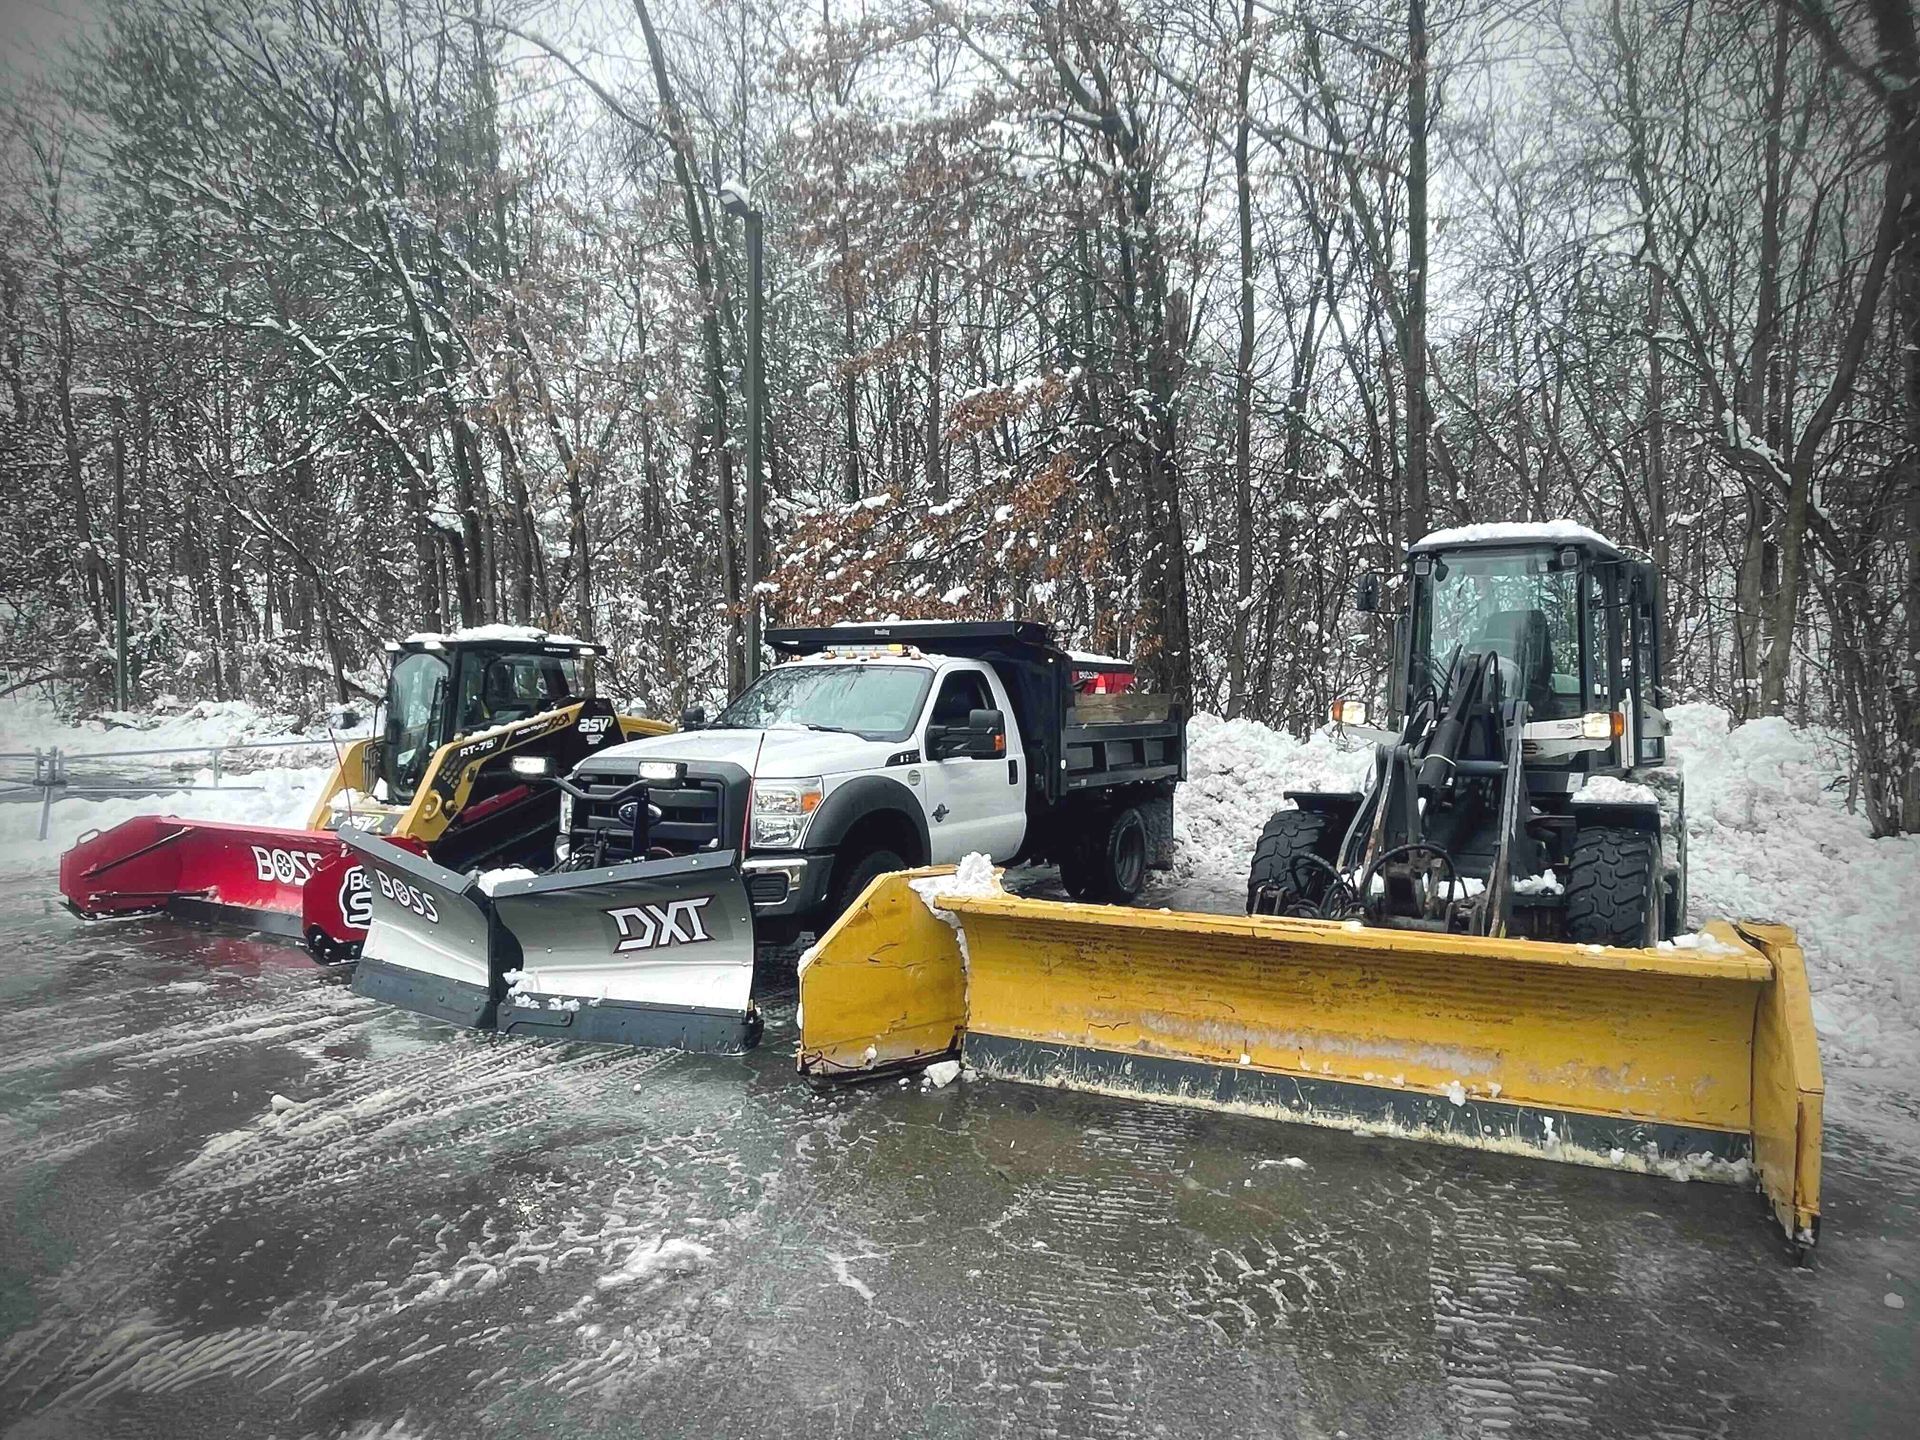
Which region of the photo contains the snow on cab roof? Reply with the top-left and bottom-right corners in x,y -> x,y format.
1068,650 -> 1132,668
398,623 -> 596,649
1411,519 -> 1618,553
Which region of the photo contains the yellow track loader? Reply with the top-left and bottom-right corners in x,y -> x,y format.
795,527 -> 1824,1254
61,627 -> 669,960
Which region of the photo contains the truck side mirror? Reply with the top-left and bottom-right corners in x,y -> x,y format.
966,708 -> 1007,759
1355,572 -> 1382,614
679,704 -> 707,730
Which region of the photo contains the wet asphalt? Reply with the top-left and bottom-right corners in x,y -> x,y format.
0,886 -> 1915,1439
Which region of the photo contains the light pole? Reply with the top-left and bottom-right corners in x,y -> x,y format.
720,179 -> 765,683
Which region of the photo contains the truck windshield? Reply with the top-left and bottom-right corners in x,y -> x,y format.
713,664 -> 933,742
1411,549 -> 1583,719
383,651 -> 451,801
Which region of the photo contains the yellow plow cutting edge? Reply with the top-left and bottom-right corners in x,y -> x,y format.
798,871 -> 1823,1251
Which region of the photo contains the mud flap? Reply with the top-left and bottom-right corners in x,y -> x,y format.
339,830 -> 505,1029
490,851 -> 760,1053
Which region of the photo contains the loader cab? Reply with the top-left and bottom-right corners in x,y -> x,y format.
379,633 -> 599,804
1398,528 -> 1664,767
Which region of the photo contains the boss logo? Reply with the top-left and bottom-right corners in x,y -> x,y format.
251,846 -> 325,885
374,868 -> 440,923
606,896 -> 714,952
578,715 -> 613,738
339,866 -> 371,929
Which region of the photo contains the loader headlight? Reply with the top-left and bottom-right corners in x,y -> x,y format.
751,778 -> 824,849
1581,710 -> 1626,740
510,755 -> 552,777
1331,699 -> 1369,727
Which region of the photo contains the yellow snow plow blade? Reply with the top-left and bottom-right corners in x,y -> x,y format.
798,872 -> 1823,1250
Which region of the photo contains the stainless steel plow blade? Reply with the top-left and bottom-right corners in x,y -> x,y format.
340,831 -> 761,1052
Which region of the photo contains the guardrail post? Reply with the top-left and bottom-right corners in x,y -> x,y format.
212,750 -> 223,787
37,747 -> 60,841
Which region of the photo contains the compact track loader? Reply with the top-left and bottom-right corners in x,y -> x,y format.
59,628 -> 669,960
796,526 -> 1823,1254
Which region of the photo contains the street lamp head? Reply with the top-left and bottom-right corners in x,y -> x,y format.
719,177 -> 756,218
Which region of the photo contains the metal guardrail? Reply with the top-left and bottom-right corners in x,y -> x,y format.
8,733 -> 373,841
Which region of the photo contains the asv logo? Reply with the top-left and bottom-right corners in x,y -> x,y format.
252,846 -> 325,885
339,866 -> 371,930
374,868 -> 440,923
577,715 -> 613,738
606,896 -> 714,952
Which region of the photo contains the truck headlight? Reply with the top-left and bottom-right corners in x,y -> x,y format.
751,778 -> 823,849
558,790 -> 574,832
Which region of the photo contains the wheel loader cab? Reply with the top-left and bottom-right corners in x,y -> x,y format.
1398,533 -> 1665,762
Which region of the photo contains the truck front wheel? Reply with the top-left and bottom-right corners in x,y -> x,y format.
826,847 -> 908,926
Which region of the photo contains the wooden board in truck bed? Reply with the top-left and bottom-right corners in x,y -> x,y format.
1068,693 -> 1173,725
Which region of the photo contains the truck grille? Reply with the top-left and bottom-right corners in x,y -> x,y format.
567,775 -> 730,864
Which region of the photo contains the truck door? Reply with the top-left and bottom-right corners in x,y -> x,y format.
920,665 -> 1027,863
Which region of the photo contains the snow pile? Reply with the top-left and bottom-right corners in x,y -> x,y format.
0,693 -> 336,878
1670,703 -> 1920,1078
0,765 -> 329,879
1167,714 -> 1372,908
1571,774 -> 1658,806
476,866 -> 539,896
0,692 -> 357,758
908,852 -> 1004,971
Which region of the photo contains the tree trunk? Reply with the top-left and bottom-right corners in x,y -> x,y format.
1404,0 -> 1432,545
1226,0 -> 1256,719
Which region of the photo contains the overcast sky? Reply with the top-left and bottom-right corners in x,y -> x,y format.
1,0 -> 94,89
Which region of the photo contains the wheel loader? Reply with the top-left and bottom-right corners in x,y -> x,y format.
795,524 -> 1823,1254
59,628 -> 670,960
1248,521 -> 1686,946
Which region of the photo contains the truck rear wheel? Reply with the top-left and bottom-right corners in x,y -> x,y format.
1565,826 -> 1659,948
1247,809 -> 1337,916
1062,805 -> 1148,905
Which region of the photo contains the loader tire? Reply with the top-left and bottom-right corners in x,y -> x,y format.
827,847 -> 907,925
1565,826 -> 1658,948
1246,809 -> 1334,916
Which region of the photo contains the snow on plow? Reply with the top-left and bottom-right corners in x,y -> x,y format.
341,829 -> 761,1052
798,868 -> 1824,1251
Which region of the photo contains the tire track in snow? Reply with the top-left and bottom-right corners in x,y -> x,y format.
965,1099 -> 1198,1438
1426,1172 -> 1616,1434
0,1022 -> 721,1422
